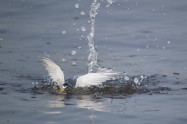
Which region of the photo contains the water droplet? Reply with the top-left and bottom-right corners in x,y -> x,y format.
136,1 -> 139,6
78,46 -> 82,49
106,0 -> 114,7
0,38 -> 2,40
140,75 -> 144,79
124,76 -> 129,81
81,35 -> 85,38
75,3 -> 79,9
81,26 -> 86,32
62,30 -> 66,34
80,11 -> 85,15
162,46 -> 166,50
107,0 -> 114,4
72,61 -> 77,66
167,41 -> 171,44
71,50 -> 77,55
62,58 -> 66,62
134,78 -> 139,84
137,49 -> 140,52
153,37 -> 158,42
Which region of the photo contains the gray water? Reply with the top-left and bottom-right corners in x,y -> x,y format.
0,0 -> 187,124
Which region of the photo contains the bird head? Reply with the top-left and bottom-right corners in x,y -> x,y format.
59,83 -> 68,93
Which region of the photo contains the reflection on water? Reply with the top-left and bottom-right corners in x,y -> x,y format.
76,95 -> 110,112
43,111 -> 62,115
47,96 -> 65,108
47,95 -> 110,112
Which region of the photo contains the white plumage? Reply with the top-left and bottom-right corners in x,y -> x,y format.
41,57 -> 64,88
41,57 -> 121,88
75,72 -> 120,87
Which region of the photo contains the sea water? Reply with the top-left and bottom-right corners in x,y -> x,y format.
0,0 -> 187,124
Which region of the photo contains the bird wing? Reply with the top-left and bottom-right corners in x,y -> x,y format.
41,57 -> 64,87
76,72 -> 121,87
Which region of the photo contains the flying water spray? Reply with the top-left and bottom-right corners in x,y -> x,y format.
87,0 -> 114,73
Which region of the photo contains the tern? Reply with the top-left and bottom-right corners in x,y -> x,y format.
41,57 -> 122,93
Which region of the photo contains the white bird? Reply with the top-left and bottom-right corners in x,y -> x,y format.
41,57 -> 122,92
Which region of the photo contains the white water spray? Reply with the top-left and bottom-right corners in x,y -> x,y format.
87,0 -> 101,73
87,0 -> 114,73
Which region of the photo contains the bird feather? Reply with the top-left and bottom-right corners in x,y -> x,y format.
41,57 -> 64,87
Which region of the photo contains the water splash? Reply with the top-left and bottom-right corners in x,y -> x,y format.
87,0 -> 115,73
87,0 -> 101,73
75,3 -> 79,9
106,0 -> 114,7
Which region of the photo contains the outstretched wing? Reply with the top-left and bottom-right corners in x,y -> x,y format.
76,72 -> 121,87
41,57 -> 64,87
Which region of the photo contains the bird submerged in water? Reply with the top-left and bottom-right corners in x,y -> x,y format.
41,57 -> 122,93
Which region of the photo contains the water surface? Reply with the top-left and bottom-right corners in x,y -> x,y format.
0,0 -> 187,124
